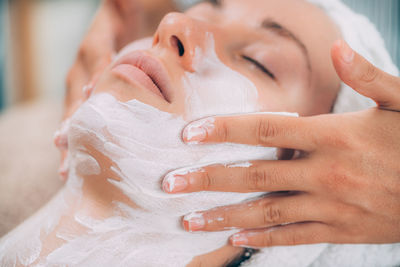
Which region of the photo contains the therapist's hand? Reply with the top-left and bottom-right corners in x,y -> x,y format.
57,0 -> 175,180
162,40 -> 400,247
64,0 -> 175,120
54,0 -> 145,180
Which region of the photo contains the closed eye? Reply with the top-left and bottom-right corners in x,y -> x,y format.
208,0 -> 222,7
242,55 -> 275,79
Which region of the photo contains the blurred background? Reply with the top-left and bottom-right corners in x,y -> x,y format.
0,0 -> 399,237
0,0 -> 100,111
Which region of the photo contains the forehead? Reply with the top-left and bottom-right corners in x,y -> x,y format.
218,0 -> 339,37
188,0 -> 342,109
223,0 -> 340,80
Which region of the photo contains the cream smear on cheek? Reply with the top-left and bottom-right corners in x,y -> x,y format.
183,33 -> 259,120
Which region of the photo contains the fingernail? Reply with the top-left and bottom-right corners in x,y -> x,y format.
183,212 -> 205,232
183,117 -> 215,144
231,233 -> 249,247
340,40 -> 354,64
162,174 -> 188,193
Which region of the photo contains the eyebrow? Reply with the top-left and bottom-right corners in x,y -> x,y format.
261,19 -> 312,73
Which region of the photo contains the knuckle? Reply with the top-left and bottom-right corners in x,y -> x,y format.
317,121 -> 351,149
244,168 -> 269,191
322,165 -> 355,194
261,232 -> 274,247
201,171 -> 214,191
287,231 -> 302,245
360,63 -> 380,84
323,132 -> 351,150
261,203 -> 282,225
215,120 -> 229,142
256,118 -> 278,145
218,210 -> 231,228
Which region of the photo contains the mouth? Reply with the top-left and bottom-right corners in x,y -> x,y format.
111,51 -> 172,103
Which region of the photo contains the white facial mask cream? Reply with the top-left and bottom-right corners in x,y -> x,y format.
0,34 -> 276,266
183,33 -> 259,120
43,93 -> 274,266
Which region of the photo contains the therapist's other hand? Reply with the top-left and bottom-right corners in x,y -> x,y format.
56,0 -> 144,180
64,0 -> 175,120
58,0 -> 176,180
65,0 -> 146,120
162,40 -> 400,247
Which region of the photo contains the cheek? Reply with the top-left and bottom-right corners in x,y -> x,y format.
180,34 -> 261,120
256,86 -> 298,112
254,80 -> 319,115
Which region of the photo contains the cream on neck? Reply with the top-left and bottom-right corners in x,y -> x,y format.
0,34 -> 276,266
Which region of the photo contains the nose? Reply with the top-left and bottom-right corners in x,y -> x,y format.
153,13 -> 209,72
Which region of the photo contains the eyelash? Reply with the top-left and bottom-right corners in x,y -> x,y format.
208,0 -> 221,6
242,55 -> 275,79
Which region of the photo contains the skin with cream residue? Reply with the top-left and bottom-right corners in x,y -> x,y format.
227,162 -> 253,168
163,167 -> 205,193
182,117 -> 215,144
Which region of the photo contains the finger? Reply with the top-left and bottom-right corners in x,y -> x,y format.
162,160 -> 312,194
53,118 -> 71,149
58,151 -> 69,182
230,222 -> 333,248
331,40 -> 400,111
64,2 -> 118,119
182,114 -> 319,150
65,62 -> 88,117
182,194 -> 330,232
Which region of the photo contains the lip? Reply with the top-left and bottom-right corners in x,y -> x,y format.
112,51 -> 173,103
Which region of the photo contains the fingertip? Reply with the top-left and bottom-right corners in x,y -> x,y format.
182,117 -> 215,144
331,39 -> 362,91
182,218 -> 190,232
331,39 -> 342,56
162,173 -> 188,194
339,40 -> 354,64
331,40 -> 354,75
182,212 -> 205,232
230,233 -> 249,247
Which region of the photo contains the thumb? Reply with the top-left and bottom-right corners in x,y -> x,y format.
331,40 -> 400,111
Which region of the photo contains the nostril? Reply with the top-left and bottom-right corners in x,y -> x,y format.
170,35 -> 185,57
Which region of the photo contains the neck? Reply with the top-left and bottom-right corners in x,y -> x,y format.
63,93 -> 276,265
0,93 -> 276,266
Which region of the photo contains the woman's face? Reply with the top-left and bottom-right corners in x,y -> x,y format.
94,0 -> 342,118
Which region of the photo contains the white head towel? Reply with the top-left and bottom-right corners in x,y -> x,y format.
307,0 -> 400,113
